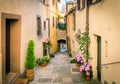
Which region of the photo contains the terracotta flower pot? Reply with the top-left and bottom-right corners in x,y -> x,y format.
26,69 -> 34,81
76,63 -> 81,67
41,62 -> 47,67
85,76 -> 91,81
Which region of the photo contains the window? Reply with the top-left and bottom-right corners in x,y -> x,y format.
77,0 -> 80,10
43,0 -> 45,4
81,0 -> 85,9
87,0 -> 92,6
53,16 -> 54,27
73,12 -> 76,31
37,16 -> 42,35
105,41 -> 108,58
39,0 -> 46,4
92,0 -> 101,5
52,0 -> 54,5
44,21 -> 46,30
77,0 -> 85,10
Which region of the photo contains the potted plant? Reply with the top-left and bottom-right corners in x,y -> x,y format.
80,63 -> 93,81
25,40 -> 36,81
75,56 -> 83,67
41,56 -> 49,67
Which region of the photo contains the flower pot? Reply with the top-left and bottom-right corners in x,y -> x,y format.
76,63 -> 80,67
41,62 -> 47,67
85,76 -> 91,81
26,69 -> 34,81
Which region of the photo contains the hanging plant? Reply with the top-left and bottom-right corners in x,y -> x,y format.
57,16 -> 66,30
57,23 -> 66,30
76,32 -> 90,62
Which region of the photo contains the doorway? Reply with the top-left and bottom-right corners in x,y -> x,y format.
1,13 -> 21,83
58,40 -> 66,52
97,36 -> 101,81
6,19 -> 11,75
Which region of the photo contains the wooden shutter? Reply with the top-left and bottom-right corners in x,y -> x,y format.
77,0 -> 80,10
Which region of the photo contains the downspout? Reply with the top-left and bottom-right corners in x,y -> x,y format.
86,0 -> 90,62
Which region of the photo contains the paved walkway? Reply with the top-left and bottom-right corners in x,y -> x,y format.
29,52 -> 98,84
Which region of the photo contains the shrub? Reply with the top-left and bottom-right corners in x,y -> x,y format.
25,40 -> 36,69
36,58 -> 42,65
70,58 -> 77,63
41,56 -> 49,63
49,54 -> 55,58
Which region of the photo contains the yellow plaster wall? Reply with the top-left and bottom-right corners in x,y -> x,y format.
49,0 -> 58,53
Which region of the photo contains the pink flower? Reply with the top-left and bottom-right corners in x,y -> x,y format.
85,66 -> 90,71
80,67 -> 83,72
80,65 -> 85,72
86,71 -> 90,76
75,56 -> 83,63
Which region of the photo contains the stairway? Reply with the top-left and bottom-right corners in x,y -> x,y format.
6,72 -> 20,84
98,80 -> 116,84
6,72 -> 28,84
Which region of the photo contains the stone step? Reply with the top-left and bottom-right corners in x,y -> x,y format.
6,72 -> 20,84
11,73 -> 20,84
15,79 -> 28,84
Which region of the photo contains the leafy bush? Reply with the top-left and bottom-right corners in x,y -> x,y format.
70,58 -> 77,63
25,40 -> 36,69
49,54 -> 55,58
36,58 -> 42,65
41,56 -> 49,63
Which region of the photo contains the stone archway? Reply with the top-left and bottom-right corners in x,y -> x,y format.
57,39 -> 66,52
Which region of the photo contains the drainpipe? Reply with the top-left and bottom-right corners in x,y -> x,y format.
86,0 -> 91,62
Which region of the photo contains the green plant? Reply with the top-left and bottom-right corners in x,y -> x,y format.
57,23 -> 66,30
49,54 -> 55,58
37,29 -> 41,35
41,56 -> 49,63
70,58 -> 77,63
25,40 -> 36,69
57,16 -> 66,30
76,32 -> 90,62
44,42 -> 52,49
36,58 -> 42,65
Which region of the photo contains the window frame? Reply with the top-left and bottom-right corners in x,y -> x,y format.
37,15 -> 42,35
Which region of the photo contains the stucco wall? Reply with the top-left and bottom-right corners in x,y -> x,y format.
89,0 -> 120,78
75,0 -> 120,79
0,0 -> 48,83
57,29 -> 66,40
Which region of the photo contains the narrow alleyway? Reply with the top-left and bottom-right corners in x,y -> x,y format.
29,52 -> 98,84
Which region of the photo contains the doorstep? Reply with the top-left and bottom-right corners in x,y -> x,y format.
15,79 -> 28,84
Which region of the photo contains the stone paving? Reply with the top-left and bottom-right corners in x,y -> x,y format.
29,52 -> 98,84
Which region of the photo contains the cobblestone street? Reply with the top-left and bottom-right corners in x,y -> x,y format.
29,52 -> 98,84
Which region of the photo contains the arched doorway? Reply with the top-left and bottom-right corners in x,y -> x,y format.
58,40 -> 66,52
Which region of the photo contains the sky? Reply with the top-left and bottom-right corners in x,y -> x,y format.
58,0 -> 74,12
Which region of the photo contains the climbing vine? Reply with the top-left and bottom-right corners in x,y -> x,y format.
76,32 -> 90,62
